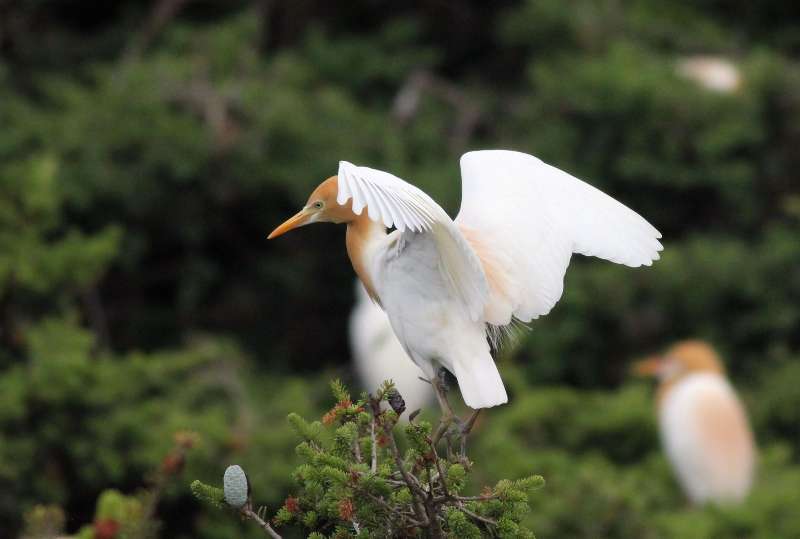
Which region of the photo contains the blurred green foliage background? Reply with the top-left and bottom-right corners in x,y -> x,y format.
1,0 -> 799,537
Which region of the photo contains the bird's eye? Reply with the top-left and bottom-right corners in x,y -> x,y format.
313,201 -> 324,210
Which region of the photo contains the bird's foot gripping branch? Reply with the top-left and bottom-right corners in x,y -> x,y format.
191,380 -> 544,538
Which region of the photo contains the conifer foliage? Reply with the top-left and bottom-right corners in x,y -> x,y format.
192,380 -> 544,538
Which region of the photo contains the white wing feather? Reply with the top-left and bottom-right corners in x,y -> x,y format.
456,150 -> 663,325
337,161 -> 489,321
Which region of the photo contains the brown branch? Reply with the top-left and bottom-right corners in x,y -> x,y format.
458,506 -> 497,527
387,425 -> 427,522
454,494 -> 499,502
241,504 -> 282,539
432,491 -> 499,504
362,491 -> 425,528
370,396 -> 428,526
460,409 -> 481,457
421,460 -> 446,539
428,510 -> 445,538
431,445 -> 450,498
431,377 -> 456,446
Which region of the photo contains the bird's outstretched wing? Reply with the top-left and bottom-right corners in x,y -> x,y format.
338,161 -> 489,321
456,150 -> 663,326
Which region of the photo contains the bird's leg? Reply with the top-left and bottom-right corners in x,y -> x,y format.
431,369 -> 456,446
432,368 -> 454,416
459,409 -> 481,457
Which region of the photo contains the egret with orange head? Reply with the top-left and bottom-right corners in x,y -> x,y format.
635,340 -> 756,505
270,150 -> 662,415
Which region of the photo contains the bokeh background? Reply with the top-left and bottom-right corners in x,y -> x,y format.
2,0 -> 800,537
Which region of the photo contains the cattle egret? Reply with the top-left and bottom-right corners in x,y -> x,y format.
677,55 -> 741,93
635,340 -> 756,505
269,150 -> 662,411
349,281 -> 435,416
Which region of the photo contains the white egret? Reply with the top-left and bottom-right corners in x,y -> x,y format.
635,340 -> 756,505
269,150 -> 662,411
677,55 -> 741,94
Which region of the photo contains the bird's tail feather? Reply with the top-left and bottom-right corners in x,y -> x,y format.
453,353 -> 508,409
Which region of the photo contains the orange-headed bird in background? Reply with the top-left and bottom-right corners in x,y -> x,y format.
635,340 -> 756,505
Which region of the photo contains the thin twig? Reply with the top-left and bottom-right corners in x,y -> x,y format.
422,457 -> 445,538
370,414 -> 378,473
242,504 -> 282,539
455,494 -> 499,502
430,445 -> 450,498
431,415 -> 453,447
348,468 -> 406,487
387,430 -> 428,523
426,495 -> 445,539
460,409 -> 481,457
432,492 -> 499,504
425,463 -> 435,499
371,395 -> 428,525
458,506 -> 497,527
363,491 -> 425,527
431,376 -> 456,446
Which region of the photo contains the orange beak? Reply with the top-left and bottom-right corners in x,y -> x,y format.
632,356 -> 664,377
268,209 -> 312,239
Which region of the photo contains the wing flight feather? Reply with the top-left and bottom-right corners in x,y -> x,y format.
456,150 -> 662,326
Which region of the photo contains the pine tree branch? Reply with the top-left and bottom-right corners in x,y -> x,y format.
389,424 -> 428,524
458,506 -> 497,527
362,491 -> 425,527
423,464 -> 446,539
194,380 -> 542,536
431,445 -> 450,498
459,409 -> 481,457
241,504 -> 282,539
453,494 -> 499,502
371,395 -> 428,526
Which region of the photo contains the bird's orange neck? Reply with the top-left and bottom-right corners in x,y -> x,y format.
345,211 -> 385,304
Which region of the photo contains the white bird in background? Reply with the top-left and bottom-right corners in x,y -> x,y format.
676,55 -> 741,94
635,340 -> 756,505
349,281 -> 435,415
269,150 -> 662,410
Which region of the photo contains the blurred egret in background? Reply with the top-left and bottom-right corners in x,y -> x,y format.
269,150 -> 662,414
635,340 -> 756,505
677,55 -> 741,93
349,281 -> 435,416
